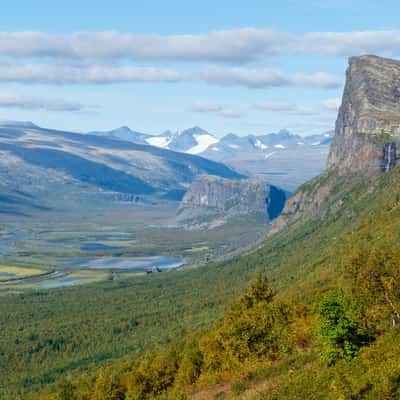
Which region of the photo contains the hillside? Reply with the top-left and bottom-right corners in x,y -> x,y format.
0,121 -> 244,215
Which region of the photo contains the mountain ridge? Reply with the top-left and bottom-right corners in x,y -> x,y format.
88,124 -> 334,155
88,125 -> 334,191
0,121 -> 245,214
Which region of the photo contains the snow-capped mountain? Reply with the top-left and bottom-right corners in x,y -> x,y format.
89,126 -> 220,155
200,129 -> 334,159
88,125 -> 333,157
86,126 -> 334,191
200,129 -> 334,191
157,127 -> 218,154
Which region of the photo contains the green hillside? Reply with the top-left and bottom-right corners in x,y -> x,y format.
2,165 -> 400,399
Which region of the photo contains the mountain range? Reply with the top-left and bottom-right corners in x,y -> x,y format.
90,126 -> 334,191
0,121 -> 244,216
90,125 -> 334,156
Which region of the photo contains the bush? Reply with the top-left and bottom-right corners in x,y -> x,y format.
316,291 -> 370,365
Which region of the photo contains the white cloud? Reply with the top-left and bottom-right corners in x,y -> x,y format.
299,31 -> 400,56
0,91 -> 87,112
0,30 -> 287,62
196,66 -> 340,88
321,97 -> 342,110
291,72 -> 341,88
0,63 -> 182,84
190,100 -> 224,113
1,30 -> 400,63
0,62 -> 340,89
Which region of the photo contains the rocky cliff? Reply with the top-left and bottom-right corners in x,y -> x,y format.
327,55 -> 400,175
176,175 -> 286,227
272,55 -> 400,233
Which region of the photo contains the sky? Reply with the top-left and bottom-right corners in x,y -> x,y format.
0,0 -> 399,136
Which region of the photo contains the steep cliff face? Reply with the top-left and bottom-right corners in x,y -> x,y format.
327,55 -> 400,175
272,55 -> 400,234
177,175 -> 286,226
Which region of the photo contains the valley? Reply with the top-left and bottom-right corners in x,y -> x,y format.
0,203 -> 270,293
2,53 -> 397,400
2,2 -> 400,396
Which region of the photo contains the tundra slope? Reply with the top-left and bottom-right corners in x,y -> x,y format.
0,121 -> 244,215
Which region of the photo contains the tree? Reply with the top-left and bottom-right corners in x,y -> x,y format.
200,271 -> 292,370
126,346 -> 180,399
92,369 -> 125,400
343,241 -> 400,332
316,291 -> 370,365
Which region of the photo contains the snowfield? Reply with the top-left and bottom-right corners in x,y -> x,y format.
186,134 -> 219,155
255,139 -> 267,149
146,136 -> 171,148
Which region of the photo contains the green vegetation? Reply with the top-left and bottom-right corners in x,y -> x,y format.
315,291 -> 370,365
2,165 -> 400,398
374,129 -> 394,144
355,129 -> 398,145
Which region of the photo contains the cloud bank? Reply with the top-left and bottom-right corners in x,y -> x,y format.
0,30 -> 400,63
0,91 -> 86,112
0,63 -> 340,88
0,30 -> 286,62
0,64 -> 181,84
195,67 -> 340,89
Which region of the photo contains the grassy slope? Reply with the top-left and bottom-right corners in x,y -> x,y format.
190,167 -> 400,399
1,165 -> 399,398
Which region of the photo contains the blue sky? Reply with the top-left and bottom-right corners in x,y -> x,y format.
0,0 -> 399,136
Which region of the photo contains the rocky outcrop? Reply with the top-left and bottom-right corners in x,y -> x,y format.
328,55 -> 400,175
271,55 -> 400,234
270,173 -> 332,234
177,175 -> 286,227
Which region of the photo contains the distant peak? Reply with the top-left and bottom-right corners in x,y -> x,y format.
112,126 -> 133,133
223,133 -> 239,140
160,130 -> 175,137
277,129 -> 293,136
181,126 -> 209,136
